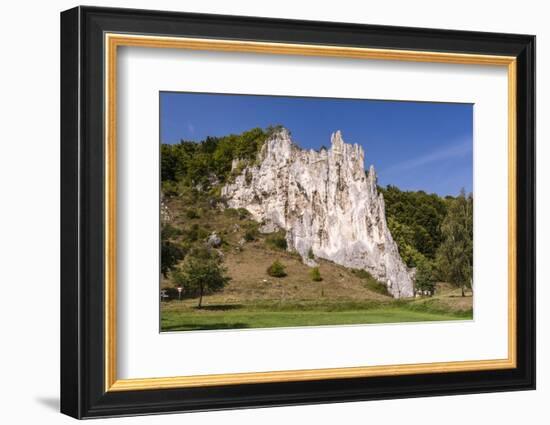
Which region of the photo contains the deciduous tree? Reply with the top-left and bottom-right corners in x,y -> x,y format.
436,189 -> 473,296
173,247 -> 230,308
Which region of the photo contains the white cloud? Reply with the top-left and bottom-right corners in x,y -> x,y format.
383,139 -> 472,175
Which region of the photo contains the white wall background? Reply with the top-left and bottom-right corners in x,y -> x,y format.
0,0 -> 545,423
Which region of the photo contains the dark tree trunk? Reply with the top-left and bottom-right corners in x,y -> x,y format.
461,285 -> 465,297
198,285 -> 204,308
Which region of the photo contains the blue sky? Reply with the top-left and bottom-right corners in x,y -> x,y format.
160,92 -> 473,196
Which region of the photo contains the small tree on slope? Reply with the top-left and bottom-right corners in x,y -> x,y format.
173,247 -> 230,308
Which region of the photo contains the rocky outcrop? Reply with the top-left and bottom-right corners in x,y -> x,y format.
160,193 -> 171,224
221,128 -> 414,298
206,232 -> 222,248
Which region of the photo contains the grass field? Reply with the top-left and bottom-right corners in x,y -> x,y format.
160,298 -> 473,332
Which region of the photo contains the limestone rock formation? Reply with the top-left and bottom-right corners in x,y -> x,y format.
221,128 -> 414,298
206,232 -> 222,248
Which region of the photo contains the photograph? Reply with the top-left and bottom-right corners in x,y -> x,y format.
159,92 -> 474,332
57,5 -> 535,419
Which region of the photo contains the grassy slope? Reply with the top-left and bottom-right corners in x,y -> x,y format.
161,196 -> 472,332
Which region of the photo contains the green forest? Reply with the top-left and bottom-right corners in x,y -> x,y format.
380,185 -> 473,296
161,126 -> 276,196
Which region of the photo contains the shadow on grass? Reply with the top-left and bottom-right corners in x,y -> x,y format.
192,304 -> 244,311
162,322 -> 250,332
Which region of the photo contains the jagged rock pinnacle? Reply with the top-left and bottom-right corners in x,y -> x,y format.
331,130 -> 345,147
221,129 -> 414,298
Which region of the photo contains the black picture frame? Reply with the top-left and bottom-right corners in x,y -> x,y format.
61,5 -> 535,419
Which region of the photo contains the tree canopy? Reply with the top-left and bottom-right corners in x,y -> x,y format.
381,185 -> 473,296
435,190 -> 473,296
172,247 -> 230,308
161,127 -> 271,193
380,185 -> 447,267
160,224 -> 184,278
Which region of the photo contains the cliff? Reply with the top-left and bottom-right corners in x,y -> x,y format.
221,128 -> 414,298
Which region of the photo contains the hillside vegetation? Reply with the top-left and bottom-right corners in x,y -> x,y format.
380,185 -> 473,296
161,126 -> 273,195
380,185 -> 447,266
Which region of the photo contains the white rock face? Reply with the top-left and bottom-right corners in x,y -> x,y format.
221,128 -> 414,298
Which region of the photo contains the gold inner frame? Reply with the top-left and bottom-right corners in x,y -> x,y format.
104,33 -> 517,392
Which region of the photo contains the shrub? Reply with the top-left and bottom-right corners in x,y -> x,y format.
184,224 -> 208,242
237,208 -> 250,220
208,185 -> 222,199
307,247 -> 315,260
244,228 -> 258,242
309,267 -> 322,282
223,208 -> 239,218
352,269 -> 390,296
266,231 -> 287,250
185,209 -> 200,219
161,223 -> 182,239
161,180 -> 179,197
351,269 -> 371,280
267,260 -> 287,278
365,280 -> 390,296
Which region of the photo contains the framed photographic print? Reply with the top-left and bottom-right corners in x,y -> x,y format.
60,6 -> 535,419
